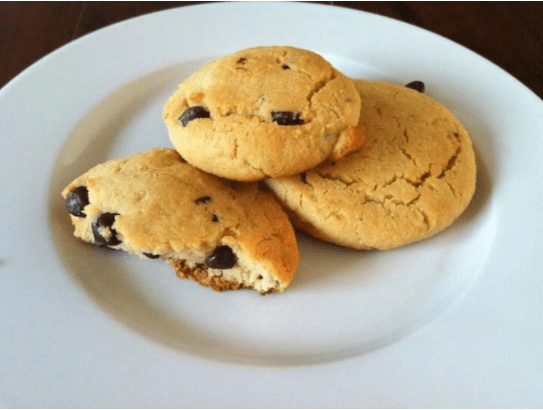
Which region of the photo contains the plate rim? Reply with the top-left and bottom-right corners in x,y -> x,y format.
1,2 -> 543,408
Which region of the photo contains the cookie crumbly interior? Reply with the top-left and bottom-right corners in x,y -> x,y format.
168,256 -> 283,295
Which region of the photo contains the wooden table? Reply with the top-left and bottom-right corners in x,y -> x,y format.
1,1 -> 542,100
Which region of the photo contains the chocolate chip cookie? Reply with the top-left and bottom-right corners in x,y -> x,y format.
163,46 -> 364,181
62,148 -> 299,294
266,79 -> 477,250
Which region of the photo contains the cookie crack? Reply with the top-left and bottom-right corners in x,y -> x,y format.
231,134 -> 268,178
437,146 -> 461,179
242,157 -> 268,178
167,173 -> 204,192
445,180 -> 457,197
233,137 -> 239,159
314,170 -> 354,187
255,94 -> 266,111
300,68 -> 336,104
219,110 -> 268,123
407,193 -> 422,206
406,171 -> 430,188
403,128 -> 410,144
418,209 -> 430,229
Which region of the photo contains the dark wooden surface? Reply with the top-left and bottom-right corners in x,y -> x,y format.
1,1 -> 542,100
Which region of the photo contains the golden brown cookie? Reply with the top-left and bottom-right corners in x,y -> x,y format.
163,46 -> 364,181
265,79 -> 477,250
62,148 -> 299,294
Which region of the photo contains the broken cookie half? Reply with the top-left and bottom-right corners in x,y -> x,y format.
61,148 -> 299,294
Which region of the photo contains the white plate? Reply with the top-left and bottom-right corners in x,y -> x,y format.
1,3 -> 542,407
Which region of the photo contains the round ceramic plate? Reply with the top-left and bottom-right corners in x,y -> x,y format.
1,3 -> 542,407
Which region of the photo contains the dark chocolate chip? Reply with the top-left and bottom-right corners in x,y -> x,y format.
179,106 -> 210,127
143,252 -> 160,259
271,111 -> 304,126
405,81 -> 425,93
300,172 -> 308,184
212,214 -> 220,223
237,57 -> 247,64
281,64 -> 290,70
66,186 -> 89,217
195,196 -> 212,205
205,245 -> 237,269
92,213 -> 121,247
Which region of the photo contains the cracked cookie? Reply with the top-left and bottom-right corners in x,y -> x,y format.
163,46 -> 364,181
266,79 -> 477,250
61,148 -> 299,294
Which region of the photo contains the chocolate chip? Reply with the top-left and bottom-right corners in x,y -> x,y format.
66,186 -> 89,217
212,214 -> 220,223
143,252 -> 160,259
179,106 -> 210,127
195,196 -> 212,205
205,245 -> 237,269
237,57 -> 247,64
92,213 -> 121,247
281,64 -> 290,70
271,111 -> 304,126
300,172 -> 308,184
405,81 -> 425,93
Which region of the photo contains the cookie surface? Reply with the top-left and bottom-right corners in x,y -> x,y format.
163,46 -> 364,181
266,79 -> 477,250
62,148 -> 299,294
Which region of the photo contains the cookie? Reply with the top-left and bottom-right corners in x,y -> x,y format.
265,79 -> 477,250
163,46 -> 364,181
61,148 -> 299,294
